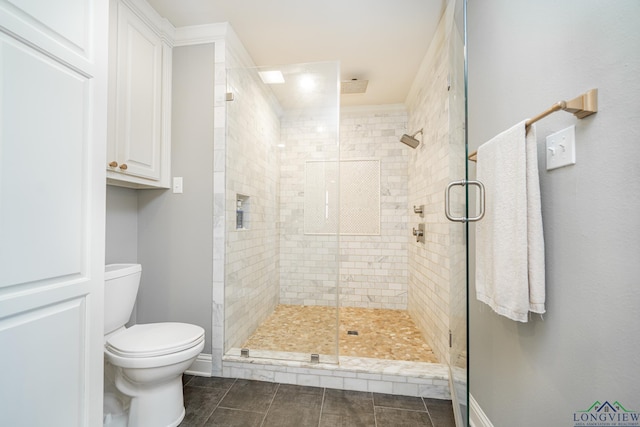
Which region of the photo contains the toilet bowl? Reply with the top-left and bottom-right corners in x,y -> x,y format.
104,264 -> 205,427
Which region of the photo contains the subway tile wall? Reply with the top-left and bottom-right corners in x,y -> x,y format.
224,60 -> 282,353
405,17 -> 453,365
278,110 -> 341,308
338,107 -> 410,309
277,107 -> 410,310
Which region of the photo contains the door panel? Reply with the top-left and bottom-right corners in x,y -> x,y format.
5,0 -> 89,52
0,0 -> 107,425
0,36 -> 87,287
0,298 -> 86,426
447,0 -> 469,426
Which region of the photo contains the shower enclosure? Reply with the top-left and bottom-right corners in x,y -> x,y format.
223,0 -> 468,424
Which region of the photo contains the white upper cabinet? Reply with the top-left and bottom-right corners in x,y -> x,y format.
108,0 -> 173,188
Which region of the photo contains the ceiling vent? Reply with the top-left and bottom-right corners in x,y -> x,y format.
340,79 -> 368,94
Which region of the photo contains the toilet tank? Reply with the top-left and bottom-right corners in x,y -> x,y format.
104,264 -> 142,335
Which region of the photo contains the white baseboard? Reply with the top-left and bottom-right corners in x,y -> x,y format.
469,394 -> 494,427
185,353 -> 212,377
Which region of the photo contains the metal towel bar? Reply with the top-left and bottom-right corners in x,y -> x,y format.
468,88 -> 598,162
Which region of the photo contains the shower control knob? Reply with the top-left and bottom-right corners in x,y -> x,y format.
412,226 -> 425,243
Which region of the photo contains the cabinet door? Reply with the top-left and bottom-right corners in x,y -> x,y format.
0,0 -> 107,425
115,1 -> 163,181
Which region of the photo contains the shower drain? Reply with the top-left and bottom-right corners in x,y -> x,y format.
347,330 -> 359,336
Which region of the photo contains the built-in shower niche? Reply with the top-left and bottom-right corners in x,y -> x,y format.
236,194 -> 249,230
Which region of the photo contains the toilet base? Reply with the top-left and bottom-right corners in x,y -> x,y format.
115,371 -> 186,427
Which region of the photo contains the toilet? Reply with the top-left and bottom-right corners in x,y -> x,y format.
104,264 -> 204,427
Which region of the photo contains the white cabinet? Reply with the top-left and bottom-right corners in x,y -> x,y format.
107,0 -> 173,188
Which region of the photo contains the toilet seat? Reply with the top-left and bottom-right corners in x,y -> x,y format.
106,323 -> 204,358
106,322 -> 204,358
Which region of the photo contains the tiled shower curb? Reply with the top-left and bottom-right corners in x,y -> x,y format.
222,352 -> 450,400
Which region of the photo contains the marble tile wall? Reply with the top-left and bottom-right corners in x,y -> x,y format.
211,38 -> 227,376
405,15 -> 453,365
338,107 -> 410,309
224,60 -> 282,354
277,107 -> 409,310
278,109 -> 341,307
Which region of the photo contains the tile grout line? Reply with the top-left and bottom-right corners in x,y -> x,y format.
374,404 -> 431,413
421,396 -> 429,412
258,382 -> 280,427
183,376 -> 194,387
317,387 -> 326,427
199,378 -> 237,426
422,397 -> 436,427
371,392 -> 379,427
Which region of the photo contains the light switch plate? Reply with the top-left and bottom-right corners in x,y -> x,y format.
546,125 -> 576,170
172,177 -> 183,193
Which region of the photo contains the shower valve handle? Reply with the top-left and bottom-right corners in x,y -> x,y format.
412,227 -> 424,242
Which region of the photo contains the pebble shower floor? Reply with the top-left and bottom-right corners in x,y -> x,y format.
241,305 -> 438,363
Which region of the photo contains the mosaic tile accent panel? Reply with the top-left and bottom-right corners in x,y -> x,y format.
339,160 -> 380,235
303,160 -> 380,236
303,161 -> 338,235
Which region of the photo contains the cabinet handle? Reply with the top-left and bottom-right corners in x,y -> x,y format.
119,163 -> 128,171
109,161 -> 118,167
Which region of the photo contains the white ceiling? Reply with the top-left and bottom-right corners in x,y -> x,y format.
146,0 -> 445,107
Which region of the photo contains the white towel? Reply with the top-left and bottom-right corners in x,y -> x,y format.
475,120 -> 545,322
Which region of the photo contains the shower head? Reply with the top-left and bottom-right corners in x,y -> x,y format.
400,129 -> 423,149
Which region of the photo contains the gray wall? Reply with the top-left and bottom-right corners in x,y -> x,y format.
105,185 -> 139,324
137,44 -> 215,353
468,1 -> 640,425
105,186 -> 138,264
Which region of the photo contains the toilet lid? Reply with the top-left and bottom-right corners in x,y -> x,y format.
106,323 -> 204,358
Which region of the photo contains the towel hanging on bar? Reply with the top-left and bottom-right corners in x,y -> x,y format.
475,120 -> 546,322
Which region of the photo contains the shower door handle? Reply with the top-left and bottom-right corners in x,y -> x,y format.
444,180 -> 485,223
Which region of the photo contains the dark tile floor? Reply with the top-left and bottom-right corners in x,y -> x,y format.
179,375 -> 456,427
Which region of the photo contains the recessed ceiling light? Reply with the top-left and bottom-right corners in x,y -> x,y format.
299,75 -> 316,92
259,70 -> 285,84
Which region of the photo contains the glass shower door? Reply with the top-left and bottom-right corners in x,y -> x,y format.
224,61 -> 341,364
447,0 -> 470,425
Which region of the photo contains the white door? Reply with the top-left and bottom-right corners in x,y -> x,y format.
0,1 -> 108,426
